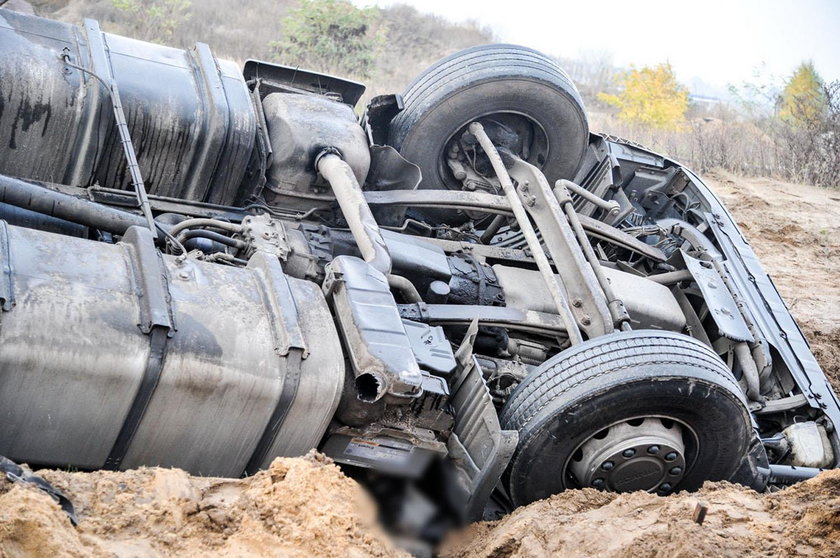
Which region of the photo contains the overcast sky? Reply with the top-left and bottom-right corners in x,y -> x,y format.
364,0 -> 840,94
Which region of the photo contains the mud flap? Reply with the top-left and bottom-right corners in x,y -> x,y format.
445,320 -> 518,522
729,430 -> 770,491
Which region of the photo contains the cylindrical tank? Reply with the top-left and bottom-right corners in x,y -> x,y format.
0,10 -> 256,205
0,222 -> 344,477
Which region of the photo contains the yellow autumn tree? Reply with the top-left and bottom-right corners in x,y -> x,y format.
598,63 -> 689,130
779,61 -> 826,126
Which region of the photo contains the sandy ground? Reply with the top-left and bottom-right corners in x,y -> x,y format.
0,452 -> 406,558
0,172 -> 838,557
441,470 -> 840,558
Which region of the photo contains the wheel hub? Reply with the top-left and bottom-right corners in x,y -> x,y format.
569,417 -> 687,494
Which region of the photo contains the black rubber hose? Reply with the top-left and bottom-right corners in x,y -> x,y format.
178,229 -> 247,250
0,174 -> 148,235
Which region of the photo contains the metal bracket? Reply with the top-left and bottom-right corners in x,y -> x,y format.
248,251 -> 308,357
508,159 -> 613,338
122,226 -> 175,334
682,251 -> 754,343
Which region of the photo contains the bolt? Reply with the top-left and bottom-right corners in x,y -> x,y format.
601,461 -> 615,471
572,298 -> 583,308
659,483 -> 672,492
580,315 -> 591,326
670,466 -> 683,475
664,452 -> 678,461
622,448 -> 636,458
178,271 -> 189,280
647,445 -> 661,455
262,231 -> 271,239
592,478 -> 605,488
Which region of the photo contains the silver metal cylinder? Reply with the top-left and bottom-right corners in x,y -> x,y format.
0,222 -> 345,476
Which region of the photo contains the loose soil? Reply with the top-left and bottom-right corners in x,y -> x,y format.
0,452 -> 405,558
0,172 -> 837,557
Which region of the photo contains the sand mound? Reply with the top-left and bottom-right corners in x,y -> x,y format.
441,470 -> 840,558
0,452 -> 405,558
4,459 -> 837,558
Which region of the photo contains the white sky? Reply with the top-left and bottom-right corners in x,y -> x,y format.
363,0 -> 840,92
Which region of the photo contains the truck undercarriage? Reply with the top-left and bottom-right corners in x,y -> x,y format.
0,9 -> 837,540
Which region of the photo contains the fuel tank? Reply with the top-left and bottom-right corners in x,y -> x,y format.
0,222 -> 344,477
0,10 -> 256,204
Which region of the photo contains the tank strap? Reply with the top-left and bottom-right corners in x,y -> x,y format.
242,252 -> 309,475
0,221 -> 14,311
244,348 -> 304,475
0,455 -> 78,525
104,226 -> 175,470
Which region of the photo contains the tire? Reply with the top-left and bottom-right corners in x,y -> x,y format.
387,44 -> 589,211
500,330 -> 752,507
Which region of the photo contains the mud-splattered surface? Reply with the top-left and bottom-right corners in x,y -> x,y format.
0,172 -> 838,558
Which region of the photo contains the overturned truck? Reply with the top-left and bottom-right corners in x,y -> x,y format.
0,9 -> 838,534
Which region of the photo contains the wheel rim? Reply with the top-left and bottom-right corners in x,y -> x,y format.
436,111 -> 550,192
566,416 -> 698,495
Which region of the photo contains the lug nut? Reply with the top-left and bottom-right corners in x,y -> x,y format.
647,445 -> 661,455
592,478 -> 605,488
601,461 -> 615,471
659,483 -> 672,492
664,452 -> 678,461
622,448 -> 636,458
670,466 -> 683,475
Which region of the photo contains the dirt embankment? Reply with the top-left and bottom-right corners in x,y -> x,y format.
441,470 -> 840,558
0,452 -> 406,558
0,172 -> 838,558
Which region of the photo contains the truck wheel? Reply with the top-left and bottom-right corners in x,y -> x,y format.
499,330 -> 752,507
387,44 -> 588,222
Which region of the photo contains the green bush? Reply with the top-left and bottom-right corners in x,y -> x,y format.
270,0 -> 383,80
